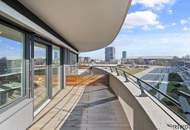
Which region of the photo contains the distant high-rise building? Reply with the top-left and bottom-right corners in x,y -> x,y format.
105,47 -> 115,62
122,51 -> 127,59
121,51 -> 127,64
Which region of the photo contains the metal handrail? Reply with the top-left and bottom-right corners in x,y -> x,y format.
123,71 -> 128,82
113,67 -> 180,106
137,78 -> 146,97
115,67 -> 119,76
177,91 -> 190,98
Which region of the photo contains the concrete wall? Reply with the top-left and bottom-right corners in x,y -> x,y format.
0,99 -> 33,130
109,75 -> 156,130
76,67 -> 155,130
92,67 -> 156,130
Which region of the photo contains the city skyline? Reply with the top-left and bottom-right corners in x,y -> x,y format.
79,46 -> 189,60
80,0 -> 190,60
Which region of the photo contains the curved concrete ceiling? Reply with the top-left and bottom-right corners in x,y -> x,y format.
18,0 -> 131,52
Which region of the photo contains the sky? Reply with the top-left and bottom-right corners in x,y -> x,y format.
0,36 -> 23,60
0,36 -> 46,60
80,0 -> 190,60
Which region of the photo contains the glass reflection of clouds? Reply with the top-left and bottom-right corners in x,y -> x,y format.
0,36 -> 23,60
34,43 -> 46,59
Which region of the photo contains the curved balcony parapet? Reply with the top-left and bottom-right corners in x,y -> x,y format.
92,67 -> 189,130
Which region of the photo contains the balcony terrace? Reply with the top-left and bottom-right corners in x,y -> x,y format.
25,67 -> 189,130
1,1 -> 190,130
28,72 -> 131,130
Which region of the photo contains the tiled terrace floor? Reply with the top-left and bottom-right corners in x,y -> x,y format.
61,83 -> 131,130
28,75 -> 131,130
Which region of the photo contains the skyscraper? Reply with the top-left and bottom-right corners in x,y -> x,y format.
122,51 -> 127,59
121,51 -> 127,64
105,47 -> 115,62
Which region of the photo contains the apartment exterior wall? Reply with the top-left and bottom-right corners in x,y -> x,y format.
0,2 -> 78,130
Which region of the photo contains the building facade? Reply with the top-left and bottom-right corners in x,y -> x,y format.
121,51 -> 127,64
0,2 -> 78,129
122,51 -> 127,59
105,47 -> 115,63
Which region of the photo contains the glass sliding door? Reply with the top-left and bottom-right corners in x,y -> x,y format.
33,42 -> 48,110
0,23 -> 25,108
52,46 -> 61,96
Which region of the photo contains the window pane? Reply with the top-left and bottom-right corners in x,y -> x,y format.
52,46 -> 60,65
33,43 -> 48,110
52,46 -> 61,96
0,23 -> 25,107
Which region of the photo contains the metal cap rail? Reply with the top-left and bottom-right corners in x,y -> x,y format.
117,67 -> 180,106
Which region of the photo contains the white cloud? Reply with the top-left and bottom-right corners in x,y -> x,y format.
160,38 -> 169,44
156,25 -> 165,30
168,9 -> 173,14
180,18 -> 190,25
180,19 -> 188,25
178,18 -> 190,32
171,23 -> 176,26
141,25 -> 150,31
124,10 -> 159,29
183,27 -> 190,31
132,0 -> 175,8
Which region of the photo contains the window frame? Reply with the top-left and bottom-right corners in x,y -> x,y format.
0,16 -> 78,113
0,19 -> 28,112
51,45 -> 62,97
32,41 -> 50,110
32,36 -> 63,100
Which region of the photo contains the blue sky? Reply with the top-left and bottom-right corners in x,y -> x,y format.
0,36 -> 46,60
0,36 -> 23,60
80,0 -> 190,60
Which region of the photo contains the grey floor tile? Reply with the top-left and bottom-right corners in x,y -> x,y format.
61,84 -> 131,130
